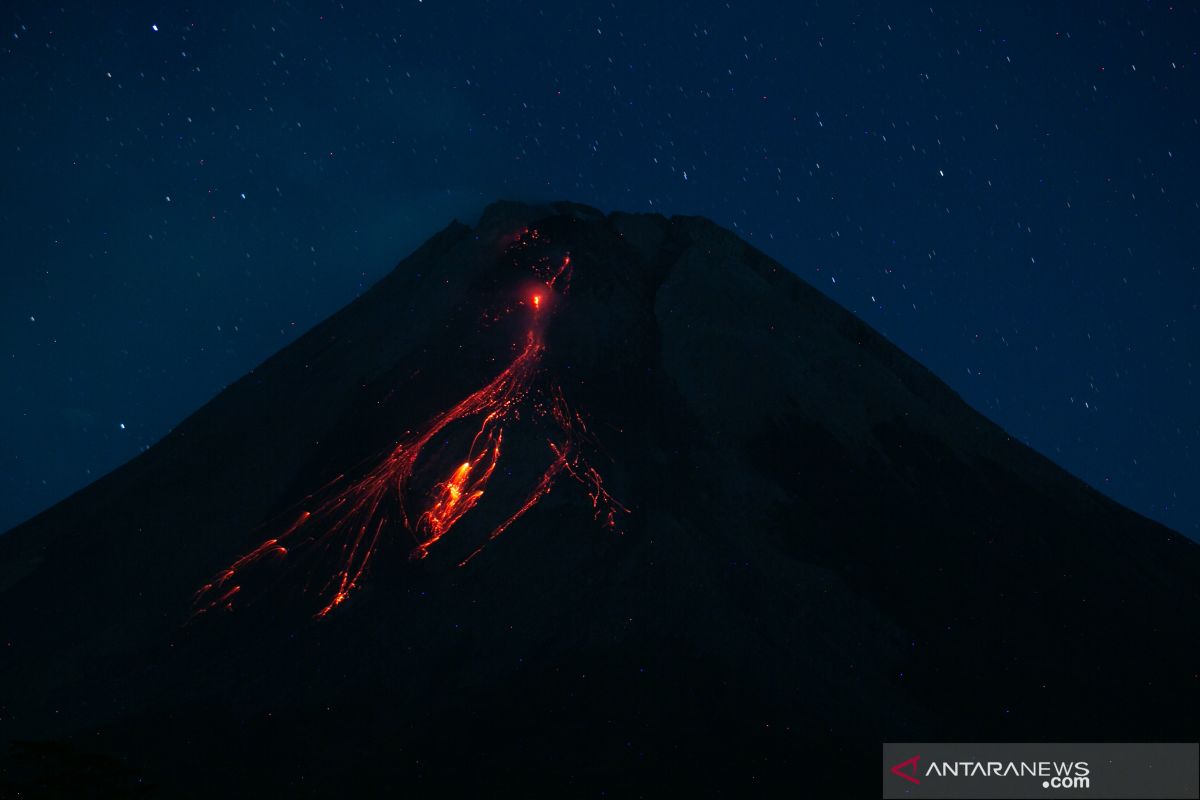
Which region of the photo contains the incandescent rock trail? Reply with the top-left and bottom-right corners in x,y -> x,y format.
192,228 -> 624,619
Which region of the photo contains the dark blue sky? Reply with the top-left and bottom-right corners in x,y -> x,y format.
2,2 -> 1197,539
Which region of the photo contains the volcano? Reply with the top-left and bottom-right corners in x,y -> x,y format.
1,201 -> 1196,798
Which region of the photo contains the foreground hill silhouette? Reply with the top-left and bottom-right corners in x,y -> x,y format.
1,201 -> 1196,798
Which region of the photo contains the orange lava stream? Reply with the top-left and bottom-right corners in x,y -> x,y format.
193,239 -> 625,619
458,441 -> 569,568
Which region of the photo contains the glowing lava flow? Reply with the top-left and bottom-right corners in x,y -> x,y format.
194,238 -> 625,619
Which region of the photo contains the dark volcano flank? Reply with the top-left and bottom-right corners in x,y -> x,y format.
0,200 -> 1196,798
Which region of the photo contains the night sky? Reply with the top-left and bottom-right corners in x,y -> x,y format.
2,2 -> 1197,540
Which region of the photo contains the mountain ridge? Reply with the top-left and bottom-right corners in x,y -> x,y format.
1,200 -> 1195,797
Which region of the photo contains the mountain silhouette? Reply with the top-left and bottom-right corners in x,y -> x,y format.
1,201 -> 1196,798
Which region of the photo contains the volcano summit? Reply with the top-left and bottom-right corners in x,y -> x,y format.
1,201 -> 1196,798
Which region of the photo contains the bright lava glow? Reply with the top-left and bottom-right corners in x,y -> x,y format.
194,239 -> 625,619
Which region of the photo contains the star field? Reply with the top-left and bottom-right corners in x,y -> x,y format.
1,1 -> 1197,538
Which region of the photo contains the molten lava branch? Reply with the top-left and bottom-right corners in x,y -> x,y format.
194,230 -> 625,619
458,441 -> 570,567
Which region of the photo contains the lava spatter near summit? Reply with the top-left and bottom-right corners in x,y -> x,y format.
193,227 -> 625,619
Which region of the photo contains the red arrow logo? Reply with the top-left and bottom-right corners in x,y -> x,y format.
890,754 -> 921,785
